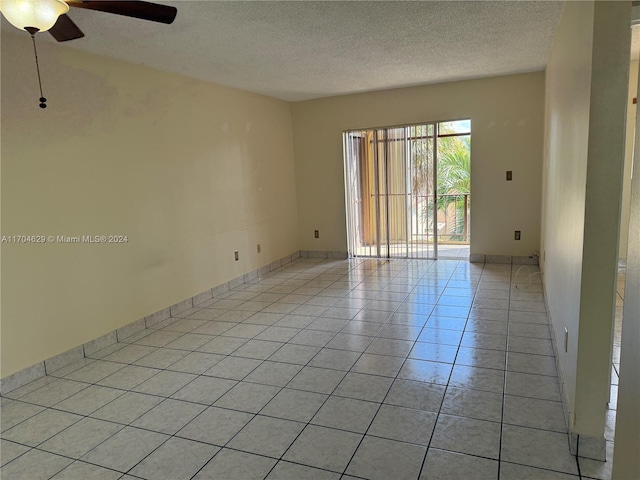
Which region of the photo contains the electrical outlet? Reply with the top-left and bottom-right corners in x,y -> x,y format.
564,327 -> 569,352
234,250 -> 239,261
314,230 -> 319,239
514,230 -> 521,241
257,244 -> 261,253
506,170 -> 513,181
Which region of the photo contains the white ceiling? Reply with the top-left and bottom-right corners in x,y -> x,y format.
3,1 -> 569,101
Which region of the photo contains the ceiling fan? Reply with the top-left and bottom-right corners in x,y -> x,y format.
0,0 -> 177,41
1,0 -> 177,108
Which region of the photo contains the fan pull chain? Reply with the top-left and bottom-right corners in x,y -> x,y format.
27,29 -> 47,109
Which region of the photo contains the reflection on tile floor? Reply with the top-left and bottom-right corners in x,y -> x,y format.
0,258 -> 599,479
437,244 -> 471,260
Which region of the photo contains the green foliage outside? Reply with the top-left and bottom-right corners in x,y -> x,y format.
437,131 -> 470,242
411,124 -> 470,242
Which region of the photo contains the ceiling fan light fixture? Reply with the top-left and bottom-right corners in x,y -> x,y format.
1,0 -> 69,33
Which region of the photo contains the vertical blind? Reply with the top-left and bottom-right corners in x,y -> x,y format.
344,124 -> 437,259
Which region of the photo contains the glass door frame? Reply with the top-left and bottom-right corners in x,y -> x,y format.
343,122 -> 440,260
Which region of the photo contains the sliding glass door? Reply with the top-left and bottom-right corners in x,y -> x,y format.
344,124 -> 437,259
344,120 -> 471,260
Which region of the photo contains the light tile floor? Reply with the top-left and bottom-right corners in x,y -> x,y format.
0,258 -> 608,479
437,244 -> 470,260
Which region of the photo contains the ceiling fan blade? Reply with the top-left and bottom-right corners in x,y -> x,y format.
67,1 -> 177,25
48,14 -> 85,42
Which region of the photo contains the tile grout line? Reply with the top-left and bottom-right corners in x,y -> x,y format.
335,260 -> 424,478
2,258 -> 583,480
413,262 -> 459,479
496,263 -> 514,480
271,258 -> 401,478
44,259 -> 344,479
416,259 -> 489,479
185,258 -> 370,480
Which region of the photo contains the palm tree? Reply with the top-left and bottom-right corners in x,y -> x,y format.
437,134 -> 470,241
438,136 -> 470,194
408,124 -> 470,243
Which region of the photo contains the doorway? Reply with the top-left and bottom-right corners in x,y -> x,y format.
343,120 -> 471,259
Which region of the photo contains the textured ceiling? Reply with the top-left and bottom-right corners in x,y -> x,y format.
2,1 -> 567,101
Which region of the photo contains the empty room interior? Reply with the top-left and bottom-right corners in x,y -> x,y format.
1,1 -> 639,480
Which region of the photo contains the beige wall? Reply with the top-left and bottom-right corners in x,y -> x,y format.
1,32 -> 300,377
619,59 -> 638,260
291,73 -> 545,257
613,60 -> 640,480
541,0 -> 593,429
542,0 -> 630,440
